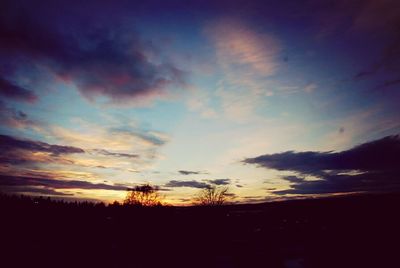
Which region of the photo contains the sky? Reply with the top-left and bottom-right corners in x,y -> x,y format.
1,0 -> 400,205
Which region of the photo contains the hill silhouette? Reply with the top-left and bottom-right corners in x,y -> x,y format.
1,193 -> 399,268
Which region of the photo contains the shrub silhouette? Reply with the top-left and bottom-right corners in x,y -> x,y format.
194,185 -> 230,206
124,184 -> 162,206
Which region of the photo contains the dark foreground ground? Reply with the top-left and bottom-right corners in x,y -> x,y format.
1,193 -> 400,268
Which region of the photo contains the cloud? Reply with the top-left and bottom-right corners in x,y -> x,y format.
0,1 -> 186,105
0,174 -> 128,192
178,170 -> 208,175
306,0 -> 400,86
374,78 -> 400,90
205,18 -> 281,121
207,18 -> 280,76
165,178 -> 231,189
0,119 -> 169,183
304,83 -> 317,93
244,134 -> 400,195
185,88 -> 217,119
90,149 -> 139,159
0,132 -> 159,181
241,195 -> 268,203
244,135 -> 400,173
273,171 -> 400,195
51,124 -> 168,152
0,134 -> 87,169
109,128 -> 168,147
224,192 -> 236,198
1,186 -> 74,197
0,101 -> 41,129
0,77 -> 37,103
206,179 -> 231,185
281,176 -> 305,184
165,180 -> 210,189
0,167 -> 99,182
0,134 -> 84,157
344,0 -> 400,81
47,123 -> 168,172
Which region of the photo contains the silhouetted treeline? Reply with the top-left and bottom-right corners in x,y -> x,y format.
1,193 -> 399,268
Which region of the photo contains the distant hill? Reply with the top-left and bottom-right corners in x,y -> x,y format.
1,192 -> 399,268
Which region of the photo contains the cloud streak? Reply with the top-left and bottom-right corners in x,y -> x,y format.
165,180 -> 210,189
0,174 -> 128,191
0,101 -> 41,129
165,178 -> 232,189
0,134 -> 84,159
178,170 -> 208,175
90,149 -> 139,159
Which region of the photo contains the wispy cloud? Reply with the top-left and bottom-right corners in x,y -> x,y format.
45,122 -> 167,173
185,87 -> 217,119
178,170 -> 209,175
205,18 -> 281,121
0,101 -> 42,129
304,83 -> 317,93
50,122 -> 168,153
207,18 -> 280,76
165,180 -> 210,189
90,149 -> 139,159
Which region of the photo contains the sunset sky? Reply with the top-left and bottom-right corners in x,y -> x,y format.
1,0 -> 400,204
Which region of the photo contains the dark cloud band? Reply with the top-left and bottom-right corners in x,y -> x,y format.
0,134 -> 85,156
244,135 -> 400,195
243,135 -> 400,173
0,77 -> 37,103
0,174 -> 128,191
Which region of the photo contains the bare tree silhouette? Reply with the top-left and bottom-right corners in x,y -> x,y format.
124,184 -> 162,206
194,185 -> 230,206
